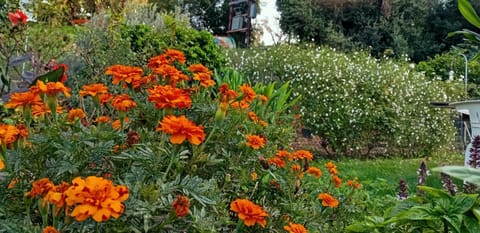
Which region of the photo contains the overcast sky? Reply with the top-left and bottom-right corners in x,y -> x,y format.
256,0 -> 282,45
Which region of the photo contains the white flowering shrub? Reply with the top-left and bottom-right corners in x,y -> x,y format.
227,44 -> 465,157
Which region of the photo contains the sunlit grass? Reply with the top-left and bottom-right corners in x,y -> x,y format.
316,153 -> 465,197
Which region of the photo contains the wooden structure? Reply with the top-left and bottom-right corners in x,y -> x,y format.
227,0 -> 256,48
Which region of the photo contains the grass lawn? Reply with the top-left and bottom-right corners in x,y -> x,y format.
316,153 -> 465,198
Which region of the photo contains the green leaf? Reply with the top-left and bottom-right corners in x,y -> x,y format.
443,214 -> 463,233
472,207 -> 480,221
397,206 -> 438,221
452,194 -> 478,214
29,67 -> 65,87
459,0 -> 480,29
432,166 -> 480,186
417,186 -> 451,199
463,215 -> 480,233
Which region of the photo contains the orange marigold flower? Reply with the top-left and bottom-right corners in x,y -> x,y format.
267,156 -> 286,168
290,150 -> 313,161
251,171 -> 258,181
112,117 -> 130,130
0,124 -> 19,146
152,64 -> 189,87
95,116 -> 112,124
318,193 -> 339,208
111,94 -> 137,112
44,182 -> 70,214
172,195 -> 190,217
65,176 -> 129,222
307,167 -> 322,178
239,83 -> 256,102
284,222 -> 308,233
80,83 -> 109,97
67,108 -> 86,122
275,150 -> 291,159
290,164 -> 301,173
219,83 -> 238,102
0,159 -> 4,170
156,115 -> 205,145
259,120 -> 268,127
8,178 -> 18,189
245,134 -> 266,150
4,91 -> 42,109
325,162 -> 338,175
259,95 -> 269,103
230,199 -> 268,228
8,9 -> 28,26
147,85 -> 192,109
148,49 -> 186,68
32,103 -> 63,117
332,175 -> 342,188
26,178 -> 54,198
31,80 -> 71,97
248,111 -> 259,123
42,226 -> 59,233
188,64 -> 215,87
347,177 -> 361,189
98,93 -> 113,105
105,65 -> 143,85
231,100 -> 250,109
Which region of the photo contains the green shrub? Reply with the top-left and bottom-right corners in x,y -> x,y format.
416,50 -> 480,97
227,44 -> 465,157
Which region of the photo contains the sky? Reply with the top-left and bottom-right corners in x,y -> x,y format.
255,0 -> 282,45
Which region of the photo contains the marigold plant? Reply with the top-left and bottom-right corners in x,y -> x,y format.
230,198 -> 269,228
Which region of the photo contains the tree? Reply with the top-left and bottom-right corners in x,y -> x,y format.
276,0 -> 480,62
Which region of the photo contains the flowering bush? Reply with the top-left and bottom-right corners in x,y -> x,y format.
227,44 -> 465,157
0,48 -> 364,232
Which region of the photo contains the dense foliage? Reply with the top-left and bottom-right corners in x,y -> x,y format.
227,44 -> 465,157
276,0 -> 480,62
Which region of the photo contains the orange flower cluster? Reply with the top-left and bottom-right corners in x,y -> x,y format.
284,222 -> 308,233
230,198 -> 268,228
347,177 -> 361,189
325,161 -> 338,175
111,94 -> 137,112
332,175 -> 342,188
67,108 -> 86,122
289,150 -> 313,161
79,83 -> 109,97
4,91 -> 42,110
245,134 -> 266,149
156,115 -> 205,145
105,65 -> 143,85
188,64 -> 215,87
42,226 -> 59,233
172,195 -> 190,217
0,123 -> 28,148
318,193 -> 339,208
307,167 -> 322,178
65,176 -> 129,222
0,159 -> 4,170
31,80 -> 71,97
148,49 -> 186,68
26,176 -> 129,222
147,85 -> 192,109
152,64 -> 189,87
231,83 -> 256,109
